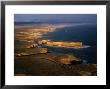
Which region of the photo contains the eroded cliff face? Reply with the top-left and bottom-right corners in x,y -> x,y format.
37,38 -> 83,47
46,41 -> 82,47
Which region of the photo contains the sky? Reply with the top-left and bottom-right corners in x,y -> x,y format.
14,14 -> 97,23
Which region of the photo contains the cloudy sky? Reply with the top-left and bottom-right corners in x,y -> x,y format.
14,14 -> 97,23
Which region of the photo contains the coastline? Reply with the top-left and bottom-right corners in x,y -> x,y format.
14,24 -> 97,76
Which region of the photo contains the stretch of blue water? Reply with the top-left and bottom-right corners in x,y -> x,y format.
43,23 -> 97,63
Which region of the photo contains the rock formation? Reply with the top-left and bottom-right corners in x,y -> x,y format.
36,48 -> 48,54
53,54 -> 81,64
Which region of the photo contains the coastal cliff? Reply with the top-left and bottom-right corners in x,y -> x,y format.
46,41 -> 82,47
37,38 -> 83,47
14,24 -> 97,76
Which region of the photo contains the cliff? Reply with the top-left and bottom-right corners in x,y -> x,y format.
37,38 -> 83,47
47,41 -> 82,47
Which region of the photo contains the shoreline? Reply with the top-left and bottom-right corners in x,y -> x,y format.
15,24 -> 92,61
14,54 -> 97,76
14,24 -> 97,76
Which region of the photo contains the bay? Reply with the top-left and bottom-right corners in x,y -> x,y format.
43,23 -> 97,63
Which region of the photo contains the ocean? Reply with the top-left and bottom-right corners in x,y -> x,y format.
43,23 -> 97,64
15,22 -> 97,64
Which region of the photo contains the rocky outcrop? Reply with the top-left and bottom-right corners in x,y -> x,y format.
37,37 -> 83,47
26,43 -> 38,48
47,41 -> 82,47
53,54 -> 81,64
15,52 -> 36,57
16,53 -> 30,57
36,48 -> 48,54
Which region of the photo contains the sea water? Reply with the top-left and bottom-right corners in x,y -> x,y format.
43,23 -> 97,64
